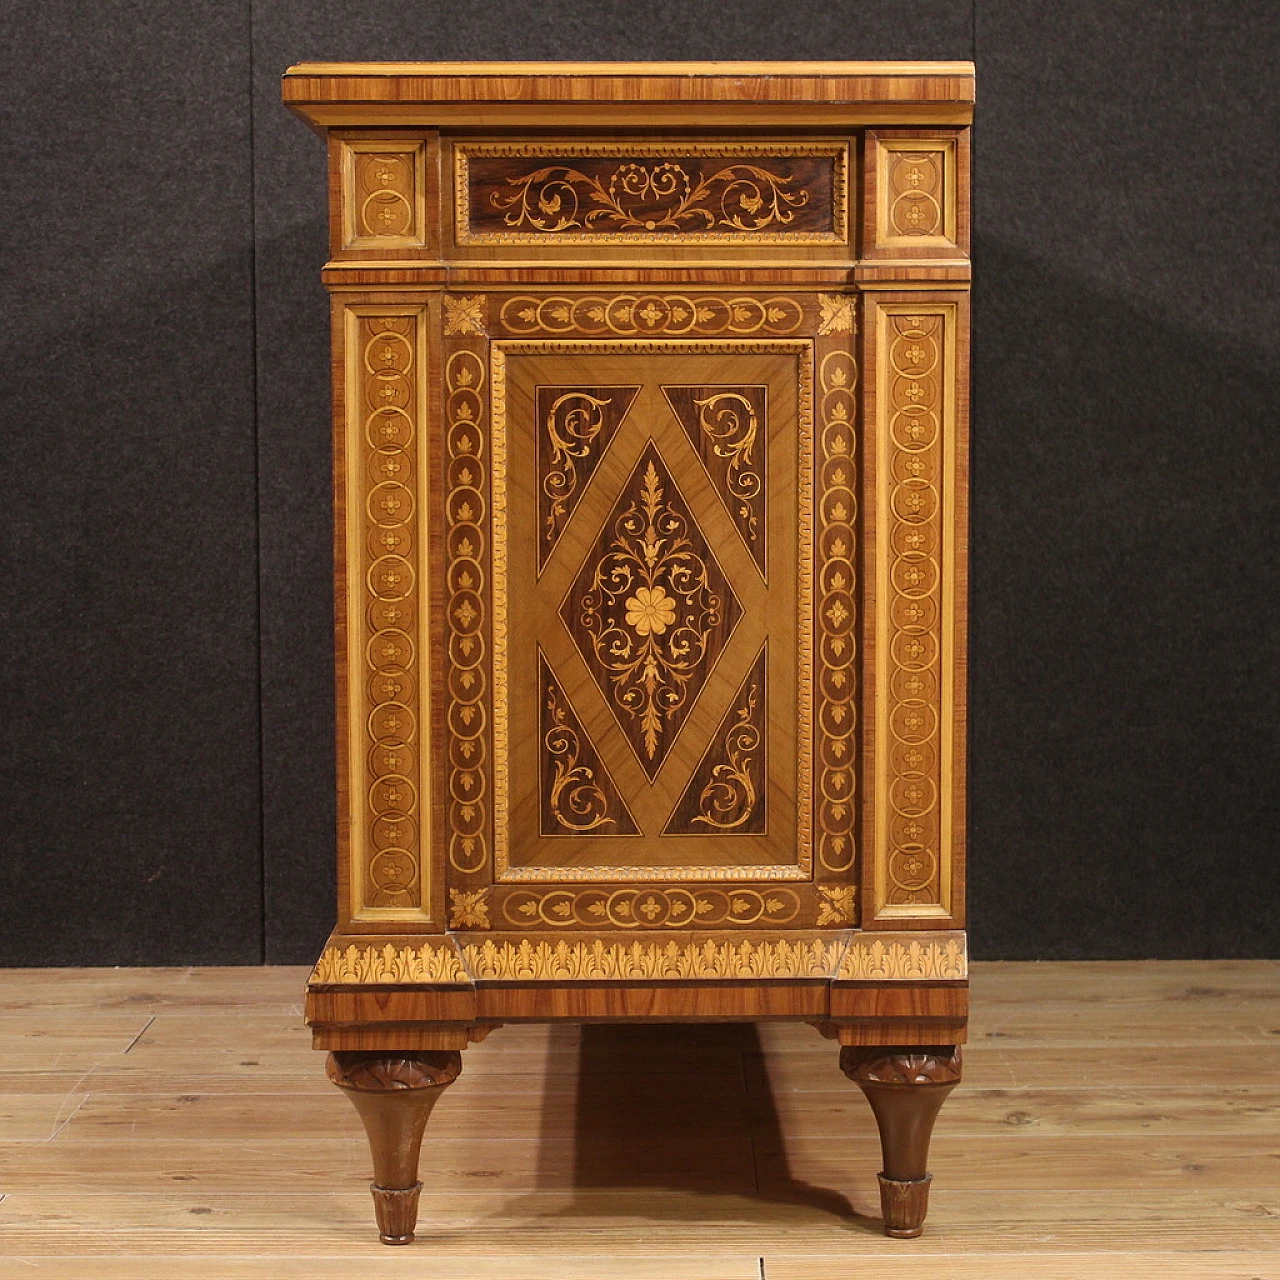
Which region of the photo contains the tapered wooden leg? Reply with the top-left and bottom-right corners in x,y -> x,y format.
326,1050 -> 462,1245
839,1045 -> 961,1238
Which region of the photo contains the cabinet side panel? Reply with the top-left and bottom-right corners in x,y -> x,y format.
863,293 -> 963,927
337,303 -> 434,927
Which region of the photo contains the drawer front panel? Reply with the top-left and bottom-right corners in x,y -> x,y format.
455,141 -> 849,246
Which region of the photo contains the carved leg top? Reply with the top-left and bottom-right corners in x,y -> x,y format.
839,1045 -> 962,1086
326,1050 -> 462,1092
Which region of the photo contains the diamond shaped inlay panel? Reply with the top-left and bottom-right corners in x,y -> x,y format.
560,440 -> 742,780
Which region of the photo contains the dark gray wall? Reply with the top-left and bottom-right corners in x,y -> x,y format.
1,2 -> 1275,966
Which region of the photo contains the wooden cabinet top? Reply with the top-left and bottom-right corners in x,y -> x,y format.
283,61 -> 976,129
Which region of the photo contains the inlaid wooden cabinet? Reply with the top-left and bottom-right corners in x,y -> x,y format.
284,60 -> 973,1245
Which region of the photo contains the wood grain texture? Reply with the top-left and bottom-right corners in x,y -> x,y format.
283,62 -> 977,132
0,961 -> 1277,1275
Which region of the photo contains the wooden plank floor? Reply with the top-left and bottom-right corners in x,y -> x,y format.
0,961 -> 1277,1279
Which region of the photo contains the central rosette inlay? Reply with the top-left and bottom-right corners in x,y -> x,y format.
561,441 -> 742,780
624,585 -> 677,636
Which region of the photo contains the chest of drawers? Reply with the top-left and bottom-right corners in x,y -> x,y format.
284,59 -> 972,1244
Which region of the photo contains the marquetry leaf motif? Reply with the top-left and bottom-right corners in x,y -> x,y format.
838,936 -> 967,982
539,649 -> 639,836
561,441 -> 742,780
817,294 -> 855,336
536,384 -> 640,570
501,885 -> 801,929
461,938 -> 844,982
444,349 -> 490,877
498,293 -> 807,337
443,294 -> 487,337
448,887 -> 491,929
662,384 -> 768,575
816,884 -> 857,926
664,644 -> 767,835
311,942 -> 468,986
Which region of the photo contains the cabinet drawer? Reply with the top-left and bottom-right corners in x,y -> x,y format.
450,138 -> 851,259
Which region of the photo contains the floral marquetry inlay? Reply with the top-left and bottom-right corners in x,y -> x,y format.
444,347 -> 492,878
341,142 -> 424,249
498,294 -> 807,338
888,151 -> 945,237
458,142 -> 847,244
561,442 -> 742,780
815,338 -> 859,876
870,135 -> 959,252
351,313 -> 425,915
499,886 -> 802,929
873,304 -> 956,920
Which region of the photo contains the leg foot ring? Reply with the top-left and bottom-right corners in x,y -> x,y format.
371,1182 -> 422,1245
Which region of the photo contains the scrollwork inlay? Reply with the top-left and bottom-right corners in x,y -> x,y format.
539,651 -> 638,836
493,160 -> 810,234
459,142 -> 847,245
561,443 -> 741,779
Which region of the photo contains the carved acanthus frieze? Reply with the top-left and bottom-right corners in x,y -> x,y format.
311,942 -> 468,986
838,934 -> 967,981
461,937 -> 846,981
